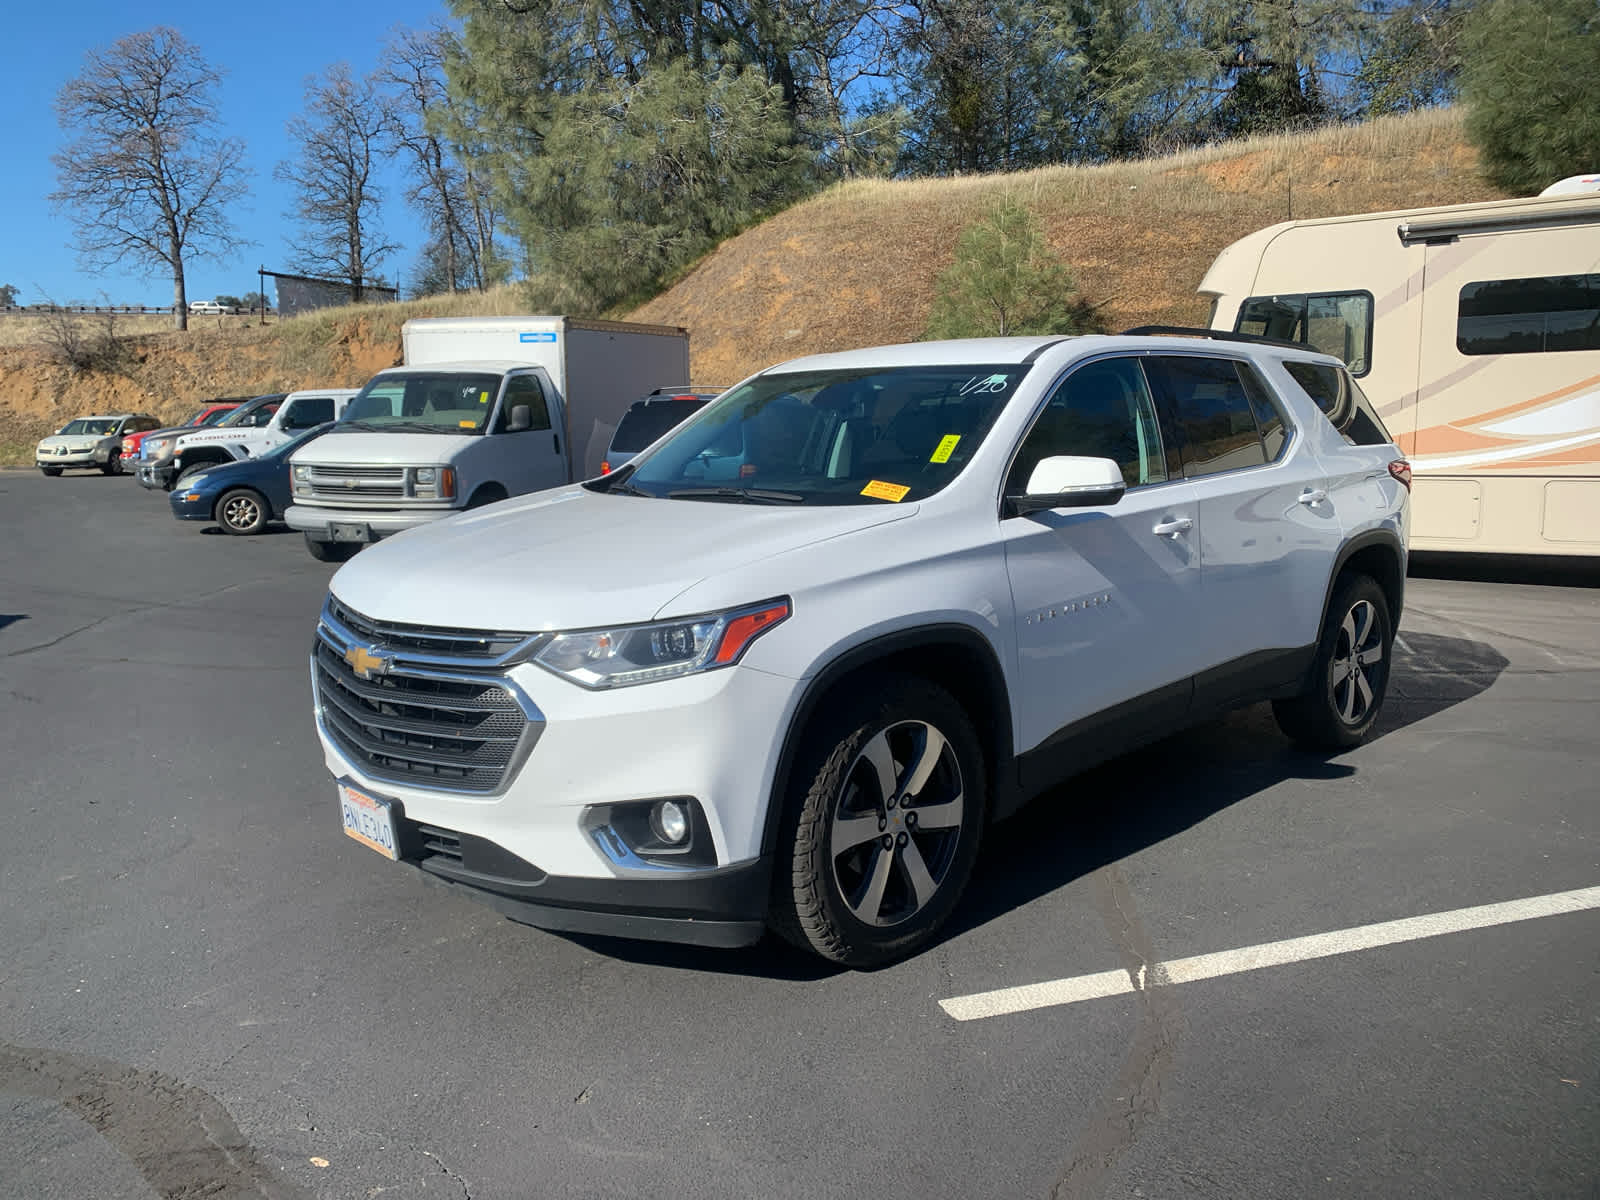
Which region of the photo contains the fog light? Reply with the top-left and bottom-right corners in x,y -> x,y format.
651,800 -> 689,845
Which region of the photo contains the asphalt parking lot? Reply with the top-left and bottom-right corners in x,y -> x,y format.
2,469 -> 1596,1199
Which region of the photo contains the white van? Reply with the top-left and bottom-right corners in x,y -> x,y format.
1200,191 -> 1600,556
285,316 -> 690,560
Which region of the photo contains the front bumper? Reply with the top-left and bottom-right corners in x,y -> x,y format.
36,449 -> 106,468
137,462 -> 175,489
169,489 -> 214,521
312,609 -> 802,947
286,503 -> 457,541
384,797 -> 768,947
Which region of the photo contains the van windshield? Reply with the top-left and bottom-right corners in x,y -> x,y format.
338,373 -> 503,434
60,418 -> 119,436
613,364 -> 1029,505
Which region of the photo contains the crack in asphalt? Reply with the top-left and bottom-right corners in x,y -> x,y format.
0,1042 -> 309,1199
421,1148 -> 472,1199
1049,866 -> 1185,1200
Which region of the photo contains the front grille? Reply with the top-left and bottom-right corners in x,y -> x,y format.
327,595 -> 533,661
306,463 -> 406,501
313,639 -> 530,793
417,824 -> 464,865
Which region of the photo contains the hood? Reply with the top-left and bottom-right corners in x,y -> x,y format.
38,433 -> 112,450
330,487 -> 916,631
177,427 -> 258,450
291,430 -> 477,466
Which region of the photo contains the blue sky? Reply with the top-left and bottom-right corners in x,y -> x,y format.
3,1 -> 455,308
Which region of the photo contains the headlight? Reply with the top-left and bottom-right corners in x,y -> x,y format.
293,464 -> 310,480
533,599 -> 790,689
407,466 -> 454,499
182,475 -> 209,492
148,438 -> 172,459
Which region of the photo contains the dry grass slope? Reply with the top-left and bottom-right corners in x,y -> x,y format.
1,109 -> 1501,464
632,108 -> 1503,383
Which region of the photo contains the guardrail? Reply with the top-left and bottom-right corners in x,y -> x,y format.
0,305 -> 272,315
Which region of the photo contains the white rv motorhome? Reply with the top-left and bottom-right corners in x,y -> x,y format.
285,316 -> 690,561
1200,192 -> 1600,557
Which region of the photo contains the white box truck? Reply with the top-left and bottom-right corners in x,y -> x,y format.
285,316 -> 691,561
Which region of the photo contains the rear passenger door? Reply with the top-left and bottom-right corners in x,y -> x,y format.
1143,354 -> 1342,684
1002,356 -> 1203,756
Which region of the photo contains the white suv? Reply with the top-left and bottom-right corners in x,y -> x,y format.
310,331 -> 1410,965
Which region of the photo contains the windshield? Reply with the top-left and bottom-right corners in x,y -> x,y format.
60,419 -> 119,436
338,373 -> 503,434
197,407 -> 236,426
618,364 -> 1030,505
263,423 -> 333,461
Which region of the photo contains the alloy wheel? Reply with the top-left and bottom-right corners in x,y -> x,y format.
828,719 -> 964,928
1329,599 -> 1384,725
222,494 -> 261,532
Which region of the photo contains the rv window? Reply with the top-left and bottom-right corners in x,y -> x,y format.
1236,291 -> 1373,376
1457,274 -> 1600,355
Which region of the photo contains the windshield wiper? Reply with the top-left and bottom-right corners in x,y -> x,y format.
339,420 -> 469,434
667,486 -> 805,505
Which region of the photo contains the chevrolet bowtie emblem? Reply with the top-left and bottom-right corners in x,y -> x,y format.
345,644 -> 391,680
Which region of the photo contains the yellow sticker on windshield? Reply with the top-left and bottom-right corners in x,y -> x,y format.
479,391 -> 489,404
459,420 -> 477,429
861,479 -> 911,502
930,434 -> 961,464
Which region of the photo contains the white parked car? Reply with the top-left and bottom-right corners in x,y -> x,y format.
36,413 -> 156,476
188,299 -> 237,315
309,331 -> 1411,965
169,387 -> 358,486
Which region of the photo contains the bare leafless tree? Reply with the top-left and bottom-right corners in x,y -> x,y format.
379,27 -> 504,293
50,28 -> 249,332
275,64 -> 398,298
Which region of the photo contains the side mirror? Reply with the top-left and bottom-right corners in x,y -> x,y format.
1008,456 -> 1127,516
507,404 -> 533,433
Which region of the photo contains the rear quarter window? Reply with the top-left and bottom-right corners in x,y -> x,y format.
1283,360 -> 1394,447
611,400 -> 709,453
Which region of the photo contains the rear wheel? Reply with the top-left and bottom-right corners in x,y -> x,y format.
305,535 -> 359,563
1273,573 -> 1393,750
216,488 -> 269,535
40,467 -> 62,477
770,674 -> 985,967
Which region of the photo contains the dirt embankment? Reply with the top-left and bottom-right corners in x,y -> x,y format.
2,108 -> 1502,463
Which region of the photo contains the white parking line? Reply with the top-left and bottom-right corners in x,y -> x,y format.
940,886 -> 1600,1022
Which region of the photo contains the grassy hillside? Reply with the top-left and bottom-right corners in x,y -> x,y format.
1,108 -> 1502,464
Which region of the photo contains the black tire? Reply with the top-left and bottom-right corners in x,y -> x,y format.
304,535 -> 359,563
1273,572 -> 1393,750
101,453 -> 122,476
770,673 -> 986,967
174,462 -> 211,485
215,487 -> 269,535
467,484 -> 508,510
40,467 -> 62,477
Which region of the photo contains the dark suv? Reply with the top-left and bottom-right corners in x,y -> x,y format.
600,387 -> 725,475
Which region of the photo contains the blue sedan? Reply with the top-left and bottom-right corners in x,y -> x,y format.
169,423 -> 334,534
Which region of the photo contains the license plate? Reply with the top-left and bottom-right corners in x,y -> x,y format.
339,783 -> 399,859
331,522 -> 369,543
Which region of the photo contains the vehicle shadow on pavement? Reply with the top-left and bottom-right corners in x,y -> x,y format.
0,614 -> 25,632
945,630 -> 1509,948
566,632 -> 1507,978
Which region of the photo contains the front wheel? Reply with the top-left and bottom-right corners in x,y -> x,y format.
174,462 -> 210,485
216,487 -> 268,535
1273,573 -> 1393,750
101,453 -> 122,476
304,535 -> 359,563
770,674 -> 986,967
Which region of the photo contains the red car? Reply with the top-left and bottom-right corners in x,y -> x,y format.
120,401 -> 243,466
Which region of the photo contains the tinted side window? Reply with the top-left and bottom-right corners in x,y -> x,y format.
1146,357 -> 1267,478
1236,363 -> 1288,461
1236,291 -> 1374,375
1006,357 -> 1167,493
612,400 -> 708,453
1283,361 -> 1394,447
499,375 -> 550,433
286,396 -> 335,428
1458,274 -> 1600,355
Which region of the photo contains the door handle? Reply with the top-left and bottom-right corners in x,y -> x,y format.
1298,488 -> 1328,506
1152,517 -> 1193,537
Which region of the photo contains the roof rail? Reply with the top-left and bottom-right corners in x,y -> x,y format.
1120,324 -> 1310,353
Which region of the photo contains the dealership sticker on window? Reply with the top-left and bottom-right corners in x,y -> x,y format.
930,434 -> 961,464
459,420 -> 477,429
861,479 -> 912,502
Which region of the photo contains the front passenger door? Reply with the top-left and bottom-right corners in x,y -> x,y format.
1001,356 -> 1202,763
476,371 -> 569,497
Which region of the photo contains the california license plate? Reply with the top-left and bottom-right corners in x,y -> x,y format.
331,522 -> 369,543
339,783 -> 399,859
